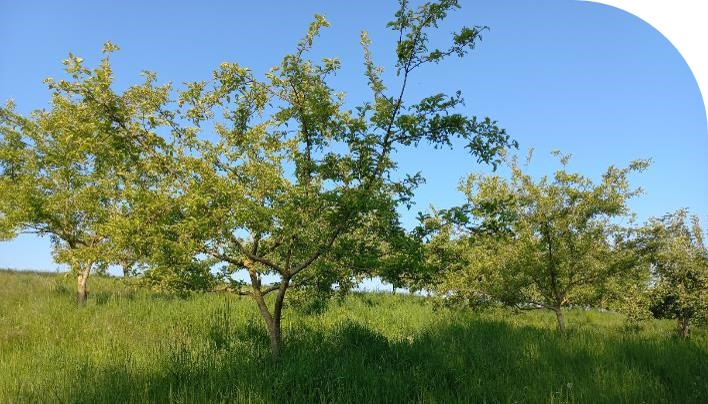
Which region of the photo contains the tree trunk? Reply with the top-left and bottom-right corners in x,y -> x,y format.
677,313 -> 690,338
553,305 -> 566,333
122,265 -> 130,278
270,279 -> 288,359
252,277 -> 289,360
268,317 -> 283,359
76,264 -> 91,304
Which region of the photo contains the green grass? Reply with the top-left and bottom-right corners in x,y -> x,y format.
0,270 -> 706,403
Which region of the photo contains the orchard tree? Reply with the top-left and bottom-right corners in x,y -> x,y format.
155,0 -> 515,358
431,151 -> 649,331
0,43 -> 172,303
0,142 -> 18,242
642,209 -> 707,338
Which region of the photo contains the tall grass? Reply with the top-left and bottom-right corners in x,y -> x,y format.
0,270 -> 706,403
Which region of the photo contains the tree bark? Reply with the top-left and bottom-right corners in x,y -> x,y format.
553,305 -> 566,333
268,316 -> 283,359
270,279 -> 288,359
252,277 -> 289,360
678,312 -> 690,338
76,264 -> 91,304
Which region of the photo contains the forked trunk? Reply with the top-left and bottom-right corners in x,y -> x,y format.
553,305 -> 566,333
76,264 -> 91,304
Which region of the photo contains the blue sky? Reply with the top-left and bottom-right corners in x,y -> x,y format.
1,0 -> 706,275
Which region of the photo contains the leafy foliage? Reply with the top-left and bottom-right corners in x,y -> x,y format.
641,209 -> 708,337
128,0 -> 516,357
0,43 -> 173,300
428,151 -> 650,330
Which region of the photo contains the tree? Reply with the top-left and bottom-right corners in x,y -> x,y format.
431,151 -> 649,331
0,144 -> 17,242
148,0 -> 515,358
641,209 -> 707,338
0,42 -> 172,303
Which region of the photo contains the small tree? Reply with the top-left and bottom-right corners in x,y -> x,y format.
0,43 -> 171,302
431,151 -> 649,331
151,0 -> 515,358
642,209 -> 707,338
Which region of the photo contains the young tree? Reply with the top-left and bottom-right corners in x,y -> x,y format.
642,209 -> 707,338
0,43 -> 172,303
431,151 -> 649,331
152,0 -> 515,358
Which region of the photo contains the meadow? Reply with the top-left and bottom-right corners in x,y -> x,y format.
0,269 -> 706,403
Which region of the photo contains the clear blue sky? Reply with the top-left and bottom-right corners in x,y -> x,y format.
1,0 -> 706,275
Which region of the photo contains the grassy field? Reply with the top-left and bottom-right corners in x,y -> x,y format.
0,270 -> 706,403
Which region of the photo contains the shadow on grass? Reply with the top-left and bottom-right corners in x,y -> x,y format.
12,312 -> 708,404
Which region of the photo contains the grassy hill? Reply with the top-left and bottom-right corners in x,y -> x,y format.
0,270 -> 706,403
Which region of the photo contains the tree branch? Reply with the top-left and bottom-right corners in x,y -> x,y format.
291,224 -> 343,276
229,232 -> 285,273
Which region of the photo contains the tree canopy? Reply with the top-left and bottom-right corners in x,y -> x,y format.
31,0 -> 513,358
427,151 -> 650,331
641,209 -> 708,337
0,42 -> 173,302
